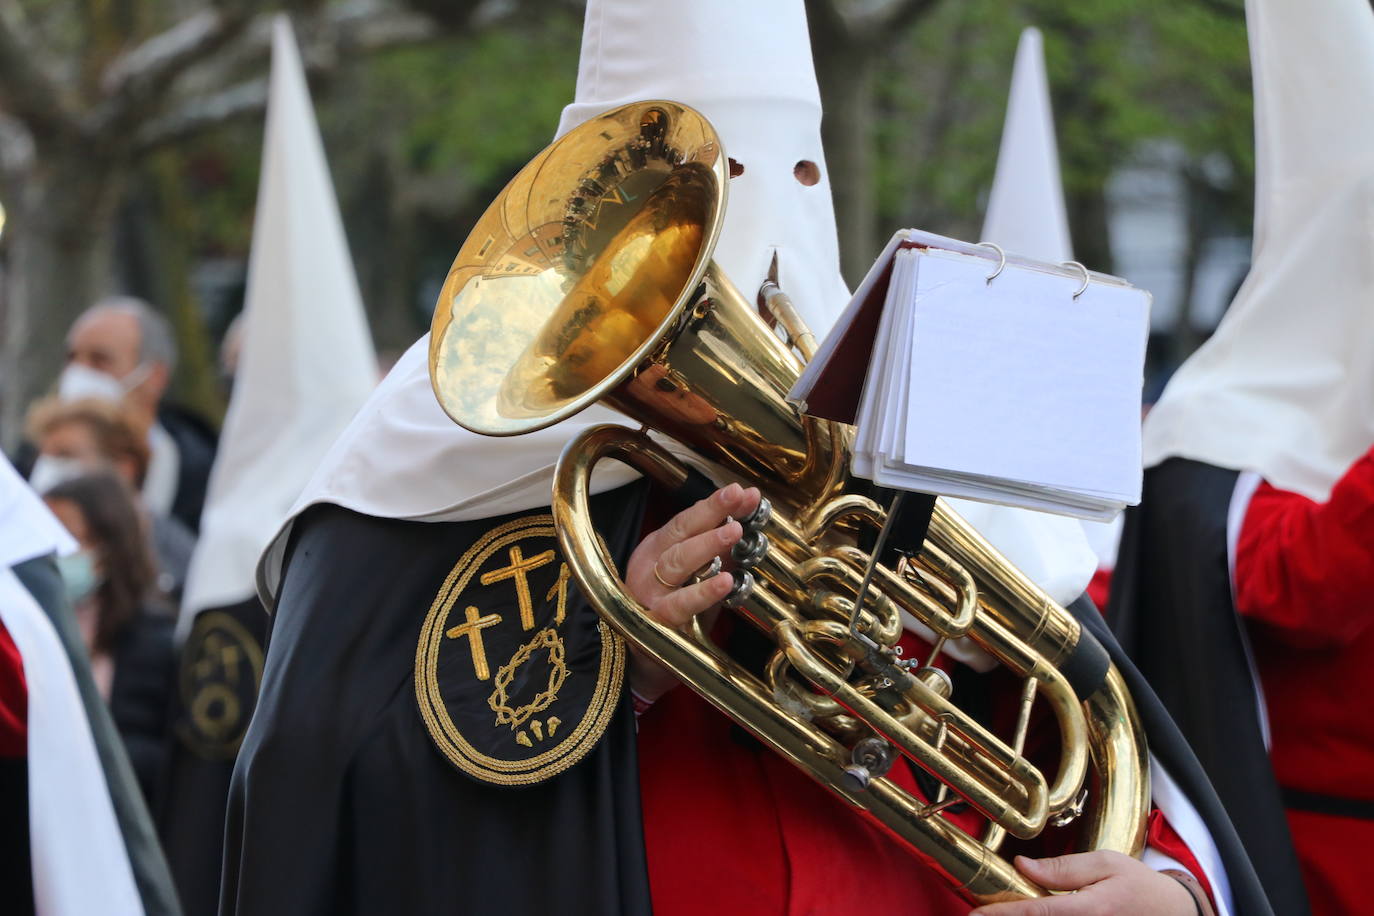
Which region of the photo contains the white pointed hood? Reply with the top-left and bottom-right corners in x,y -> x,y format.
555,0 -> 849,333
259,0 -> 849,603
0,455 -> 75,567
1141,0 -> 1374,501
185,16 -> 378,621
980,28 -> 1073,264
946,27 -> 1098,605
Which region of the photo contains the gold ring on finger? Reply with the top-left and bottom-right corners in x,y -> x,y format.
653,562 -> 676,589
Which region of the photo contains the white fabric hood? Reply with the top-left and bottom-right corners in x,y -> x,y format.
1141,0 -> 1374,501
555,0 -> 850,333
258,0 -> 849,604
184,17 -> 378,625
945,26 -> 1098,605
0,455 -> 142,915
0,455 -> 75,568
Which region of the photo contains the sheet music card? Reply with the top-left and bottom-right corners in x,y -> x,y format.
797,235 -> 1150,520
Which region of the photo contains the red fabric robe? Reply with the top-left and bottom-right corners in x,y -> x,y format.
636,629 -> 1212,914
1,620 -> 24,756
1235,446 -> 1374,916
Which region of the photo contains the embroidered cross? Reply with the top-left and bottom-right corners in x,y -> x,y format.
480,545 -> 555,631
193,633 -> 241,686
445,605 -> 503,680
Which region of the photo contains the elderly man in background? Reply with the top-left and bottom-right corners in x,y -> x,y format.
57,296 -> 217,533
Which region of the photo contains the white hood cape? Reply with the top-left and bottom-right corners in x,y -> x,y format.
1142,0 -> 1374,500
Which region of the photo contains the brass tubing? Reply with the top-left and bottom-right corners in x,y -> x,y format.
810,544 -> 976,638
792,554 -> 904,644
433,100 -> 1151,906
928,502 -> 1080,667
776,619 -> 1050,839
961,614 -> 1089,817
554,424 -> 1048,901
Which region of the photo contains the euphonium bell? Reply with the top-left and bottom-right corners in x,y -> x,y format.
429,100 -> 1149,905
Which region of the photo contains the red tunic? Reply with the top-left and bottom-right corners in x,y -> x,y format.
0,620 -> 25,758
636,631 -> 1212,914
1235,446 -> 1374,916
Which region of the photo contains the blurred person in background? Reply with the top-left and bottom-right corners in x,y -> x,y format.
27,396 -> 196,602
42,472 -> 175,810
1108,1 -> 1374,912
1,455 -> 173,916
59,296 -> 218,533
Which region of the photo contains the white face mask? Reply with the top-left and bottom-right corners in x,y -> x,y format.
57,362 -> 151,403
27,455 -> 89,494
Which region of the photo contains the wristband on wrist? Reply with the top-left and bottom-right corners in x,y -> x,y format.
1160,868 -> 1214,916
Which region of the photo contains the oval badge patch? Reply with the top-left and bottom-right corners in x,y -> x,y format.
176,609 -> 265,760
415,514 -> 625,786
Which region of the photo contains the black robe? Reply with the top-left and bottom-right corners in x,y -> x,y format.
161,596 -> 268,916
221,475 -> 1275,915
220,488 -> 653,916
1108,458 -> 1308,915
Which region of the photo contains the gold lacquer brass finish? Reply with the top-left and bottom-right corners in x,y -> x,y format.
429,99 -> 1150,905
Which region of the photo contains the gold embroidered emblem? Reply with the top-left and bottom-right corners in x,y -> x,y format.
176,610 -> 265,760
489,627 -> 568,737
415,514 -> 625,786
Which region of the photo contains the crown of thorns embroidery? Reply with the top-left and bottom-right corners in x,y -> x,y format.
489,627 -> 569,730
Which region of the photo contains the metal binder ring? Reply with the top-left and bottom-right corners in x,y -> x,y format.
1062,261 -> 1090,299
977,242 -> 1007,284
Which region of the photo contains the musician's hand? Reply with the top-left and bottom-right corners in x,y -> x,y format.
969,852 -> 1199,916
624,482 -> 761,703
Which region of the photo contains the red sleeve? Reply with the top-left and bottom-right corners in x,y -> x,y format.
1235,447 -> 1374,648
0,621 -> 26,758
1148,808 -> 1216,910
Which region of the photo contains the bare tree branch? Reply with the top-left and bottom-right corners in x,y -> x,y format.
0,0 -> 78,139
804,0 -> 940,52
307,5 -> 442,56
131,6 -> 443,154
132,78 -> 268,154
100,8 -> 242,101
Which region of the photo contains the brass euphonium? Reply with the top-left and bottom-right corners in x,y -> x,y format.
429,100 -> 1149,904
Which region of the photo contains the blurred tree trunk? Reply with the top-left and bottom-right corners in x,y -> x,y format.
812,33 -> 876,285
807,0 -> 944,286
1170,162 -> 1212,366
0,144 -> 121,438
0,0 -> 445,449
146,155 -> 227,423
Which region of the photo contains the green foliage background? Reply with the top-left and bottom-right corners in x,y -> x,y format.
10,0 -> 1256,416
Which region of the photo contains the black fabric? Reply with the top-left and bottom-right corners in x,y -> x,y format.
1069,593 -> 1277,916
110,609 -> 177,809
221,487 -> 653,916
157,404 -> 218,534
674,465 -> 721,508
1281,786 -> 1374,821
11,555 -> 182,916
1106,458 -> 1307,916
0,756 -> 33,914
161,597 -> 267,916
878,490 -> 937,566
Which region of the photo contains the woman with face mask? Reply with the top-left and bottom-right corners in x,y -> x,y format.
42,473 -> 175,810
